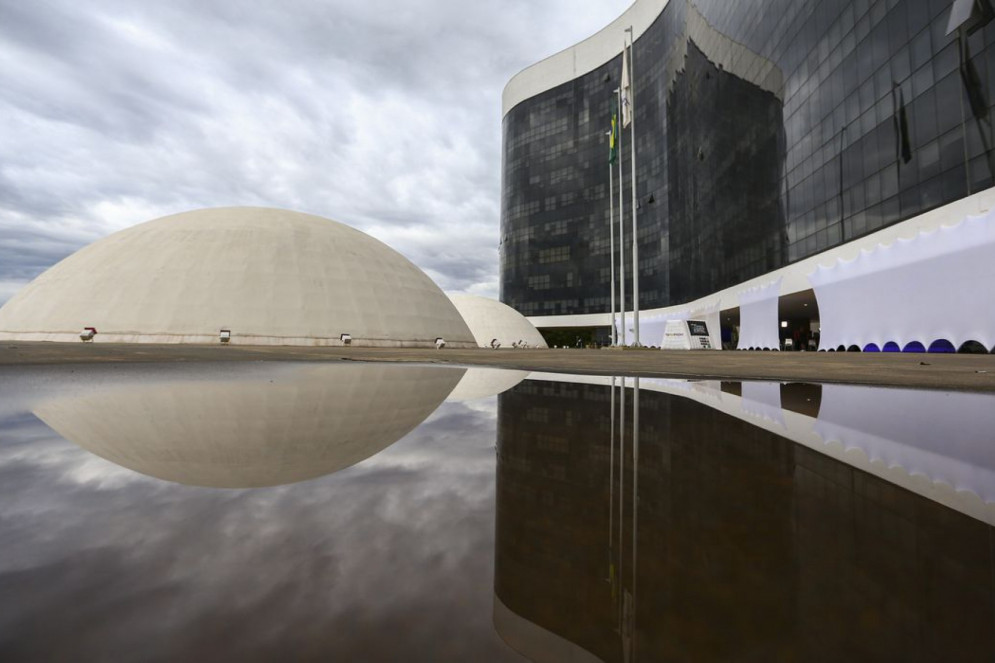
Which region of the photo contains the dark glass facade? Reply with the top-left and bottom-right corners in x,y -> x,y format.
501,0 -> 995,316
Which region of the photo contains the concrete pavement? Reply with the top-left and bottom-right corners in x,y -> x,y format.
2,342 -> 995,392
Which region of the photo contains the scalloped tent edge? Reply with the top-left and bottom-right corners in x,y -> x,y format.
807,209 -> 995,351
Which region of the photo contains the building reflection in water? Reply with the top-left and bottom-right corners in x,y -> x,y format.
495,377 -> 995,662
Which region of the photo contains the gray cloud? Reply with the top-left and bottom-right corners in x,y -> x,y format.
0,0 -> 626,304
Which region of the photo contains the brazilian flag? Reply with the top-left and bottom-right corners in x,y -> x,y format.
609,95 -> 619,165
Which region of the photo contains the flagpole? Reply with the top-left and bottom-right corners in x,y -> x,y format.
608,130 -> 617,346
617,87 -> 626,347
625,26 -> 640,346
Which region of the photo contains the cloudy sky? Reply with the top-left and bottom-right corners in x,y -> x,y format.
0,0 -> 627,305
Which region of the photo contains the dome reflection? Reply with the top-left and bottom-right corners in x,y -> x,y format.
34,363 -> 464,488
447,367 -> 530,401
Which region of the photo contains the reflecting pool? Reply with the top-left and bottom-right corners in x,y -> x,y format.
0,363 -> 992,661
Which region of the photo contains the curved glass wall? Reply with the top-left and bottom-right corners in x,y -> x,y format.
501,0 -> 995,316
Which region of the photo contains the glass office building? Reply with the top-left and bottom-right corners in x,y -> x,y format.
501,0 -> 995,321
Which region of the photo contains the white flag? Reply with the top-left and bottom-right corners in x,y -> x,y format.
620,40 -> 632,127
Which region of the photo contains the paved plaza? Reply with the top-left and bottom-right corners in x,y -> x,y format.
3,342 -> 995,392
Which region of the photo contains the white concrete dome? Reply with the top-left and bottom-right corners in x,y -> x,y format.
448,294 -> 548,348
0,207 -> 476,347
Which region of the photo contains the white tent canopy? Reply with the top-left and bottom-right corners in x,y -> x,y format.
633,309 -> 687,347
808,210 -> 995,351
736,278 -> 781,350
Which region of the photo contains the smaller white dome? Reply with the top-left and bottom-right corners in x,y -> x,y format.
448,294 -> 547,348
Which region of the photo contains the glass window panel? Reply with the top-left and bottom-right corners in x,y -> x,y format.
842,3 -> 856,32
871,27 -> 891,71
912,87 -> 938,143
852,209 -> 868,236
878,119 -> 897,168
967,117 -> 989,159
857,34 -> 875,75
899,182 -> 921,215
941,164 -> 967,202
934,71 -> 964,136
870,0 -> 888,26
826,194 -> 840,222
867,202 -> 887,232
907,0 -> 930,34
911,29 -> 932,71
930,12 -> 953,51
852,179 -> 867,210
856,0 -> 871,21
874,65 -> 892,102
881,194 -> 900,227
933,41 -> 960,81
846,89 -> 861,123
827,220 -> 843,245
912,61 -> 935,98
866,168 -> 882,205
919,138 -> 942,180
891,45 -> 911,83
875,94 -> 892,125
968,25 -> 986,53
920,174 -> 944,208
881,163 -> 900,199
887,2 -> 908,50
970,153 -> 994,190
860,106 -> 878,134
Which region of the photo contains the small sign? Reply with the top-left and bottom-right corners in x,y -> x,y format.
687,320 -> 709,337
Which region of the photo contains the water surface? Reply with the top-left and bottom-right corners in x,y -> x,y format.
0,362 -> 993,662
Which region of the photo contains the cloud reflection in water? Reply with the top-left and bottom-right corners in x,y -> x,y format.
0,363 -> 521,662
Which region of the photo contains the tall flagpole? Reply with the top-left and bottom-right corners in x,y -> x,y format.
608,130 -> 617,346
625,26 -> 640,346
616,87 -> 626,347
